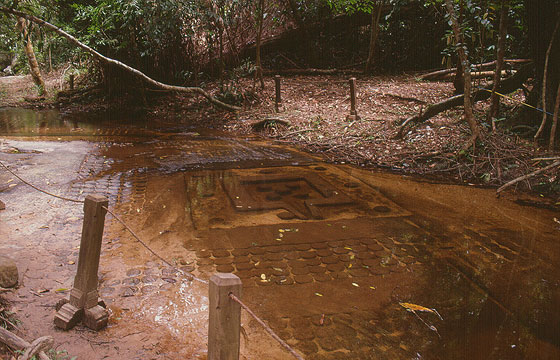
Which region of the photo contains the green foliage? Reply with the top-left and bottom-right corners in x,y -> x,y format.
217,59 -> 257,106
326,0 -> 377,14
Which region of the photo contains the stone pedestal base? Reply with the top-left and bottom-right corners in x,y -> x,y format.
54,299 -> 108,331
54,303 -> 83,330
84,305 -> 109,330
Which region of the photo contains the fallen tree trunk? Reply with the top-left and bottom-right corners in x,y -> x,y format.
441,70 -> 513,80
420,59 -> 531,81
395,63 -> 533,139
0,7 -> 241,112
0,327 -> 50,360
263,68 -> 362,76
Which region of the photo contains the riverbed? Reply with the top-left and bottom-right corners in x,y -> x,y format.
1,107 -> 559,359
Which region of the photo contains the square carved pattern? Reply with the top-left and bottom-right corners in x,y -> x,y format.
222,171 -> 407,221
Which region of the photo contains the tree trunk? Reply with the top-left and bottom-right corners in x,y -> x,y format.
445,0 -> 481,145
452,0 -> 465,95
550,82 -> 560,150
488,0 -> 509,130
254,0 -> 265,89
534,17 -> 559,139
524,1 -> 560,139
1,7 -> 240,111
364,1 -> 383,74
17,17 -> 46,95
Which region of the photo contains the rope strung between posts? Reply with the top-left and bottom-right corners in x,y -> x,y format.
102,206 -> 209,285
0,160 -> 84,203
229,293 -> 305,360
477,87 -> 555,116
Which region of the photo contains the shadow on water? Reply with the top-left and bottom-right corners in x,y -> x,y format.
1,108 -> 559,359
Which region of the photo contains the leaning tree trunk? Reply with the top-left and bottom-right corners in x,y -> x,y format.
488,0 -> 509,130
0,7 -> 240,111
254,0 -> 265,89
445,0 -> 481,146
364,1 -> 384,74
17,17 -> 46,95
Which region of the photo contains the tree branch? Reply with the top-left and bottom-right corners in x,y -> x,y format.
0,6 -> 241,112
496,160 -> 560,195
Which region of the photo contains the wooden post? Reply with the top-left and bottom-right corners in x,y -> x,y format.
208,273 -> 242,360
346,77 -> 360,121
69,74 -> 74,90
54,194 -> 109,331
274,75 -> 284,112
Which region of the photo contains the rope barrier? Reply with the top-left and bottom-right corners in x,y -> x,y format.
478,88 -> 555,116
0,160 -> 84,203
102,206 -> 209,285
1,158 -> 304,358
229,293 -> 305,360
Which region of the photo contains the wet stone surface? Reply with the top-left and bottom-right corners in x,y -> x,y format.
2,110 -> 558,360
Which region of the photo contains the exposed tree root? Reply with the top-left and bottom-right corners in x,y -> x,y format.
395,64 -> 533,139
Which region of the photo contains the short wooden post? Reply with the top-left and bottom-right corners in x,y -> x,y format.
69,74 -> 74,90
208,273 -> 242,360
346,77 -> 360,121
274,75 -> 284,113
54,194 -> 109,331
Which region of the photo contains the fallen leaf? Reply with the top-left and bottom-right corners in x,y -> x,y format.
400,302 -> 443,320
315,292 -> 323,297
369,286 -> 376,290
260,274 -> 266,280
68,261 -> 75,265
352,283 -> 359,287
55,288 -> 69,293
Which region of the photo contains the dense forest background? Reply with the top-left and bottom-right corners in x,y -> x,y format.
1,0 -> 559,149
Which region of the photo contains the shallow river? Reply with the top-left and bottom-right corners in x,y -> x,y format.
0,107 -> 559,359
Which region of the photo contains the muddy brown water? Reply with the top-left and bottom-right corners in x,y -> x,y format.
0,107 -> 559,359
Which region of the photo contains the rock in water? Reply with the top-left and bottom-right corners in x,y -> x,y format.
0,256 -> 18,288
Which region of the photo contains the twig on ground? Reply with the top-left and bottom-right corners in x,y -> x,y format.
496,160 -> 560,195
